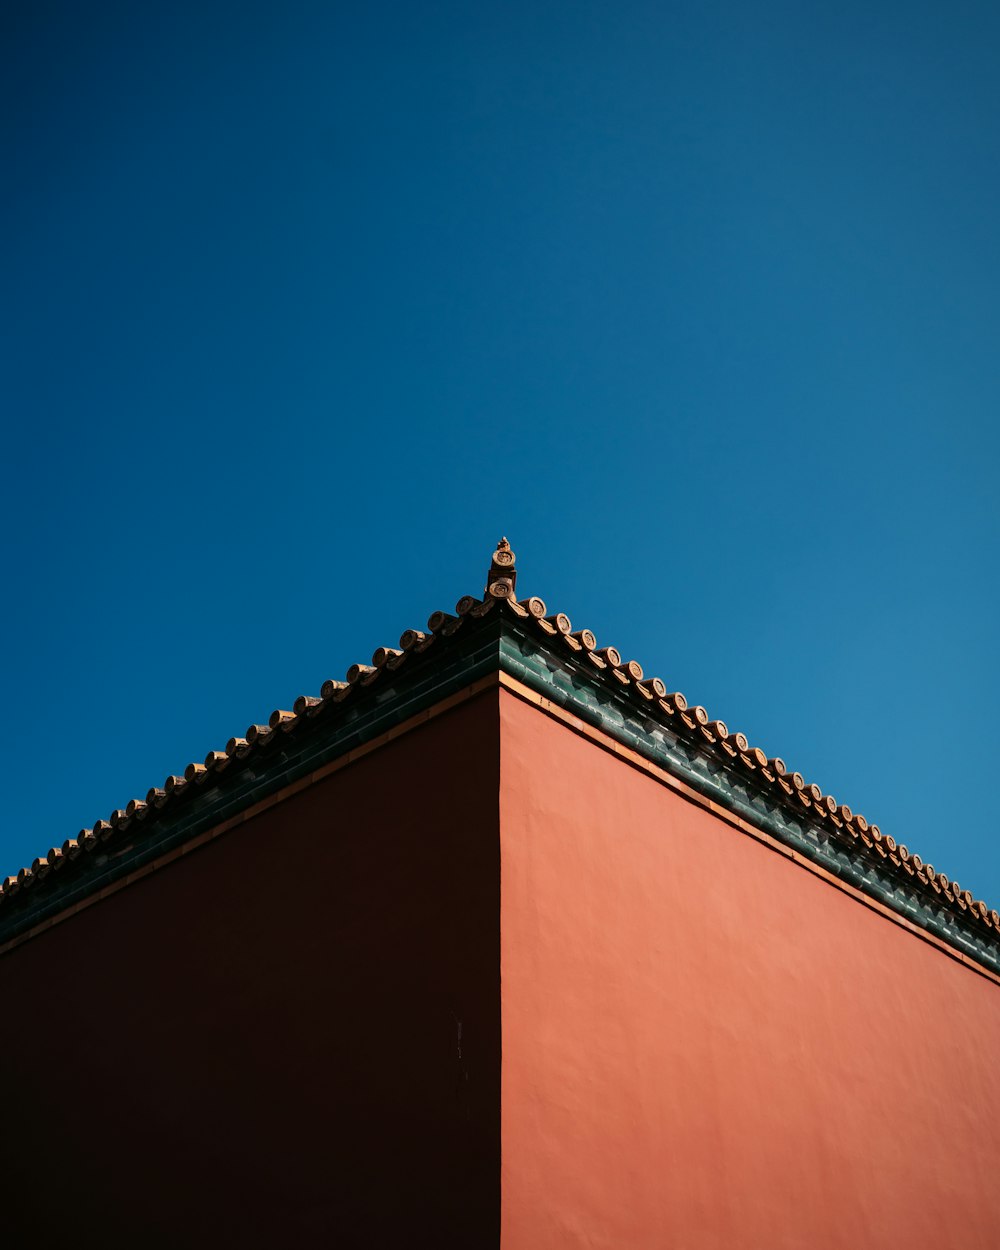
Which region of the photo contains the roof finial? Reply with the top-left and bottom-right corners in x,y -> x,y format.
485,536 -> 517,599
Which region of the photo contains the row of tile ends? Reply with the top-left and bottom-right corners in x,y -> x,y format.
2,538 -> 996,939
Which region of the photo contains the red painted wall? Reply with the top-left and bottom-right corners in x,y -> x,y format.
499,689 -> 1000,1249
0,694 -> 500,1249
6,684 -> 999,1247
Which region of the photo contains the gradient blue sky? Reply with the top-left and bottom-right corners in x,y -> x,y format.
4,2 -> 999,906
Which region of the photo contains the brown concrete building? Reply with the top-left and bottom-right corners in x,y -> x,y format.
2,541 -> 998,1247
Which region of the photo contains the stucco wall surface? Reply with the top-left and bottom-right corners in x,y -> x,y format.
499,688 -> 1000,1250
0,693 -> 500,1249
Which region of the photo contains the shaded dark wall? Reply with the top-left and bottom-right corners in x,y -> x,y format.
0,693 -> 500,1249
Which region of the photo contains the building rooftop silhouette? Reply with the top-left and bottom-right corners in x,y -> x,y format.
2,540 -> 998,1247
3,537 -> 997,971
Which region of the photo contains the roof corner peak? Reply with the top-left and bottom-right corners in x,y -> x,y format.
485,536 -> 517,599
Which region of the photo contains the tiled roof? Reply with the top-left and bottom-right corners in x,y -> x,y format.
2,538 -> 998,953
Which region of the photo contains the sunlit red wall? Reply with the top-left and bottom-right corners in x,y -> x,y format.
500,687 -> 1000,1250
0,693 -> 500,1249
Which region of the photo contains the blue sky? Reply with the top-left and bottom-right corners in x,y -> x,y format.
4,1 -> 999,907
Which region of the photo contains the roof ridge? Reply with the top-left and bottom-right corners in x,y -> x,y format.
2,539 -> 998,955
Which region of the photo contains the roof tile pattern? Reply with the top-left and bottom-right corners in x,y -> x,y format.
2,538 -> 998,945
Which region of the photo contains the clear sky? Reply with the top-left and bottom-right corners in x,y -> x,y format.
4,2 -> 999,908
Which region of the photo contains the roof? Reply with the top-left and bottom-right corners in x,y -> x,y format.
2,538 -> 998,972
